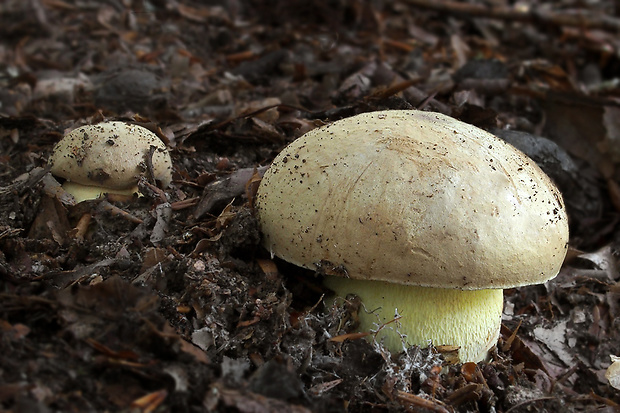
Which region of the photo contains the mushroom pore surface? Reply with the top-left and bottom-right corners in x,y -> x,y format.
48,121 -> 173,200
255,110 -> 569,290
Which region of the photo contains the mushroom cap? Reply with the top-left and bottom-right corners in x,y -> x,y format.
48,121 -> 173,190
255,110 -> 569,290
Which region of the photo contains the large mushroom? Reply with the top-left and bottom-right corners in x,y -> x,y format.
48,121 -> 173,202
254,110 -> 569,363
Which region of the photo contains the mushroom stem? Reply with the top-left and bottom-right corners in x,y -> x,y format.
62,182 -> 138,203
324,276 -> 504,363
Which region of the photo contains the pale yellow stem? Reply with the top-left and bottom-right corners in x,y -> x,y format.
324,276 -> 504,363
62,182 -> 138,203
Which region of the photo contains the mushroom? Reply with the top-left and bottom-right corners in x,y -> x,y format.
255,110 -> 569,363
48,121 -> 173,202
606,355 -> 620,390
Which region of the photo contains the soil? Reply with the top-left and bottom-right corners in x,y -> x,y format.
1,1 -> 620,412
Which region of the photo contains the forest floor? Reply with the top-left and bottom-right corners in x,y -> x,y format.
1,0 -> 620,412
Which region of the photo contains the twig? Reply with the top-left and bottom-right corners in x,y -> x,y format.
170,197 -> 199,210
405,0 -> 620,32
98,200 -> 143,224
445,383 -> 483,407
0,227 -> 22,240
144,145 -> 157,185
505,397 -> 556,413
72,212 -> 92,242
397,391 -> 452,413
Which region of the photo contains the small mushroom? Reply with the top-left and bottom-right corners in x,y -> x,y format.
255,110 -> 569,363
48,121 -> 173,202
606,355 -> 620,390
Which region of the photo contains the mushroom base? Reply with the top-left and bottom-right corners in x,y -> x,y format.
63,182 -> 138,203
324,276 -> 504,363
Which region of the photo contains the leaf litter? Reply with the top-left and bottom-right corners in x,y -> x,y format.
1,0 -> 620,411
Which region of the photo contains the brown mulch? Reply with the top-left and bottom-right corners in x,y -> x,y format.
1,0 -> 620,411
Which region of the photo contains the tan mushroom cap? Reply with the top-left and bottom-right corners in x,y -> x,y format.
48,121 -> 173,190
255,110 -> 569,290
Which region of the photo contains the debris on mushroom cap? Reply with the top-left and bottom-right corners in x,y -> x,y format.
48,121 -> 173,190
255,110 -> 569,290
